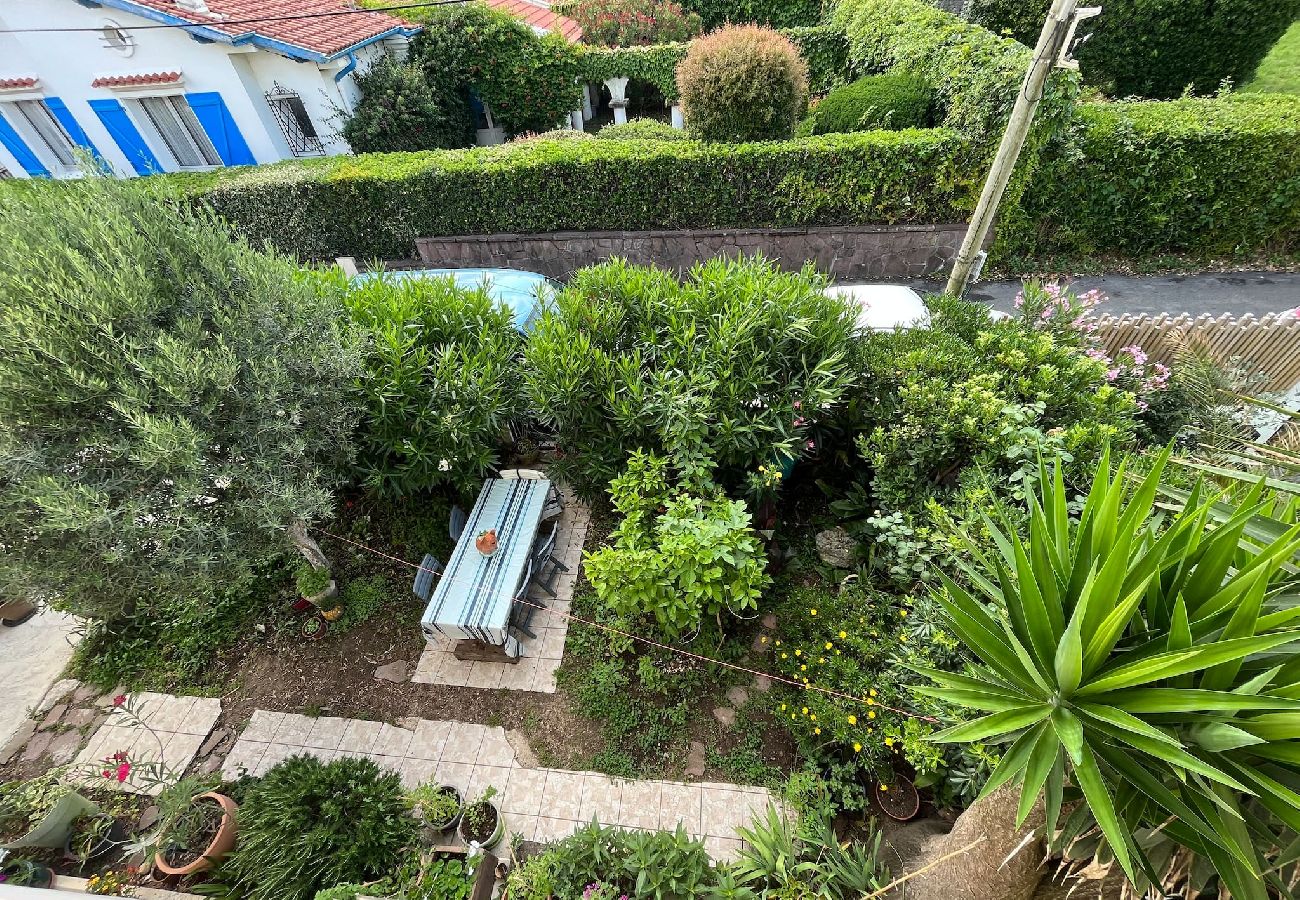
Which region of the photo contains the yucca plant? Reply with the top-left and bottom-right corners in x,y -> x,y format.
915,446 -> 1300,898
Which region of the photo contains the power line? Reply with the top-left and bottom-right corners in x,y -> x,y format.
312,525 -> 940,723
0,0 -> 471,35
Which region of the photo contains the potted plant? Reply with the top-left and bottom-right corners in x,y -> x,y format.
0,771 -> 99,850
150,778 -> 240,877
408,783 -> 462,833
65,812 -> 123,864
0,854 -> 54,888
458,787 -> 503,849
873,773 -> 920,822
475,529 -> 499,557
301,617 -> 329,640
295,563 -> 342,620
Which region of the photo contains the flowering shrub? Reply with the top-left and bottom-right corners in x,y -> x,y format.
569,0 -> 702,47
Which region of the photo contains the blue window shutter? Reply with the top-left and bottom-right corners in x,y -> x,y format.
184,92 -> 255,166
44,97 -> 105,166
89,98 -> 162,176
0,111 -> 49,177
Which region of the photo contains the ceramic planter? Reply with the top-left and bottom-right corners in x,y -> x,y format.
423,786 -> 462,832
0,793 -> 99,850
153,792 -> 239,877
874,776 -> 920,821
457,800 -> 504,850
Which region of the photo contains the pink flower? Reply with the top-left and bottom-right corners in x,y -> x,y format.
116,762 -> 131,783
102,769 -> 112,779
113,694 -> 127,707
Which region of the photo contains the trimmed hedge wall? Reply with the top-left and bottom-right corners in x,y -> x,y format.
1015,94 -> 1300,260
179,130 -> 975,260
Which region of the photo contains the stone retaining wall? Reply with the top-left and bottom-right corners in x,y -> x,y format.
416,224 -> 975,280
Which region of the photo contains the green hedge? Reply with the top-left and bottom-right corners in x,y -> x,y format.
179,130 -> 975,260
1015,94 -> 1300,260
799,73 -> 933,134
576,25 -> 848,99
677,0 -> 824,29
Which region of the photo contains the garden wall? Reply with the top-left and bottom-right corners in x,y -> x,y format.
415,223 -> 975,280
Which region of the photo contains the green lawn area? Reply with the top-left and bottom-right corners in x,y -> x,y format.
1245,19 -> 1300,94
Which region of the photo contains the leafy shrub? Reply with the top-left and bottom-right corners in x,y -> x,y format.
677,25 -> 809,141
968,0 -> 1300,98
295,563 -> 331,597
584,452 -> 771,637
219,755 -> 416,900
734,806 -> 889,897
0,174 -> 361,625
524,256 -> 857,496
342,55 -> 473,153
313,855 -> 474,900
677,0 -> 823,29
596,118 -> 691,140
337,575 -> 390,629
320,270 -> 523,497
1014,95 -> 1300,262
182,129 -> 973,260
799,74 -> 932,135
569,0 -> 702,47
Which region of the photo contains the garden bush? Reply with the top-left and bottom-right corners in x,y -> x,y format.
677,25 -> 809,141
677,0 -> 823,29
798,73 -> 933,135
218,755 -> 416,900
568,0 -> 702,47
524,255 -> 858,496
317,270 -> 524,497
183,128 -> 972,269
0,173 -> 361,625
342,55 -> 473,153
968,0 -> 1300,98
1014,94 -> 1300,261
596,117 -> 691,140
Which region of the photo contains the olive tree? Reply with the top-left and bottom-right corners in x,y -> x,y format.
0,174 -> 362,624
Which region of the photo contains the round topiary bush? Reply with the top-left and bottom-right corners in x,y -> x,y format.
218,755 -> 416,900
596,118 -> 691,141
798,73 -> 934,135
676,25 -> 809,142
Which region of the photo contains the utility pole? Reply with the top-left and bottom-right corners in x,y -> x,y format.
944,0 -> 1100,297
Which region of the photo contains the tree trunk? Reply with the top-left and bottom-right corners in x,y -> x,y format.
892,784 -> 1045,900
288,520 -> 331,572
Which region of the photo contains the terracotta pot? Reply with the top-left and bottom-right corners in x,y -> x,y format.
875,776 -> 921,821
475,530 -> 499,556
153,792 -> 239,877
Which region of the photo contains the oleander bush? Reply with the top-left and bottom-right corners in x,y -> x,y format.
596,117 -> 691,140
218,755 -> 416,900
569,0 -> 702,47
183,129 -> 972,260
523,255 -> 858,496
677,25 -> 810,141
1014,94 -> 1300,261
342,55 -> 474,153
798,73 -> 933,135
968,0 -> 1300,99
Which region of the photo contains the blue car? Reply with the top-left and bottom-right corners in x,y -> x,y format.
351,267 -> 559,332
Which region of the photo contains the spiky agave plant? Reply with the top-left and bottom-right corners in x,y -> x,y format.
914,446 -> 1300,898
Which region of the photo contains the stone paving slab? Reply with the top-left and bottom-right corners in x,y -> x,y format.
412,484 -> 589,694
74,692 -> 222,795
223,710 -> 772,861
0,609 -> 81,749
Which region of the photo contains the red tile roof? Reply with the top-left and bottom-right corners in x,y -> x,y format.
118,0 -> 411,58
92,71 -> 183,88
0,77 -> 39,90
483,0 -> 582,42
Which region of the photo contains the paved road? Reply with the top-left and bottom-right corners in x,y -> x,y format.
911,271 -> 1300,319
0,609 -> 80,748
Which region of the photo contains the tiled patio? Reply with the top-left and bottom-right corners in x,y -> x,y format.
74,693 -> 222,795
222,710 -> 772,860
411,485 -> 589,694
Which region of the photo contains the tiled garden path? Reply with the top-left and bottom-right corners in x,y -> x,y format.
74,693 -> 223,794
411,485 -> 589,694
222,710 -> 772,861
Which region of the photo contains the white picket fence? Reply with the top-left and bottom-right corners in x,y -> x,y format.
1094,311 -> 1300,393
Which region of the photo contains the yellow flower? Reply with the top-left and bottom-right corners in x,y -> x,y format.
867,697 -> 875,705
800,664 -> 807,672
835,650 -> 841,655
781,652 -> 788,659
853,742 -> 862,753
868,710 -> 876,719
900,609 -> 908,617
780,703 -> 787,711
810,713 -> 817,721
774,639 -> 781,646
802,707 -> 809,715
880,784 -> 889,792
869,688 -> 878,697
839,631 -> 847,639
901,634 -> 908,642
884,737 -> 894,747
848,715 -> 857,725
760,635 -> 768,643
810,608 -> 817,616
814,727 -> 821,735
818,657 -> 826,664
824,642 -> 833,650
794,648 -> 802,656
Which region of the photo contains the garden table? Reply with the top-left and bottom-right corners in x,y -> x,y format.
420,477 -> 551,658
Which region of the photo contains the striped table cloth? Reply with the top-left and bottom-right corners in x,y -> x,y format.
420,477 -> 549,657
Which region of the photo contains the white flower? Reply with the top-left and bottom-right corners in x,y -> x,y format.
213,476 -> 232,489
438,459 -> 452,472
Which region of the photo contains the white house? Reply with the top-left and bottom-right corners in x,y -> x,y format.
0,0 -> 418,178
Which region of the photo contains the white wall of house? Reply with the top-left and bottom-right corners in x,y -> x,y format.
0,1 -> 396,178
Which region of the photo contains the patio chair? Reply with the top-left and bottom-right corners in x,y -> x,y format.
529,520 -> 570,597
499,468 -> 546,480
412,554 -> 443,602
449,505 -> 466,542
509,559 -> 545,640
541,483 -> 564,522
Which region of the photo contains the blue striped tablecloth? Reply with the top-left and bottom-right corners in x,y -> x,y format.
420,478 -> 549,656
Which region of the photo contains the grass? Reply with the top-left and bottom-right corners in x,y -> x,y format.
1245,20 -> 1300,95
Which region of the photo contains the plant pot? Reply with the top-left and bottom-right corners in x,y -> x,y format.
301,617 -> 328,640
423,785 -> 463,832
0,859 -> 55,888
153,792 -> 239,877
64,813 -> 124,864
305,580 -> 338,608
475,530 -> 499,557
874,776 -> 920,822
1,793 -> 99,850
458,801 -> 504,849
